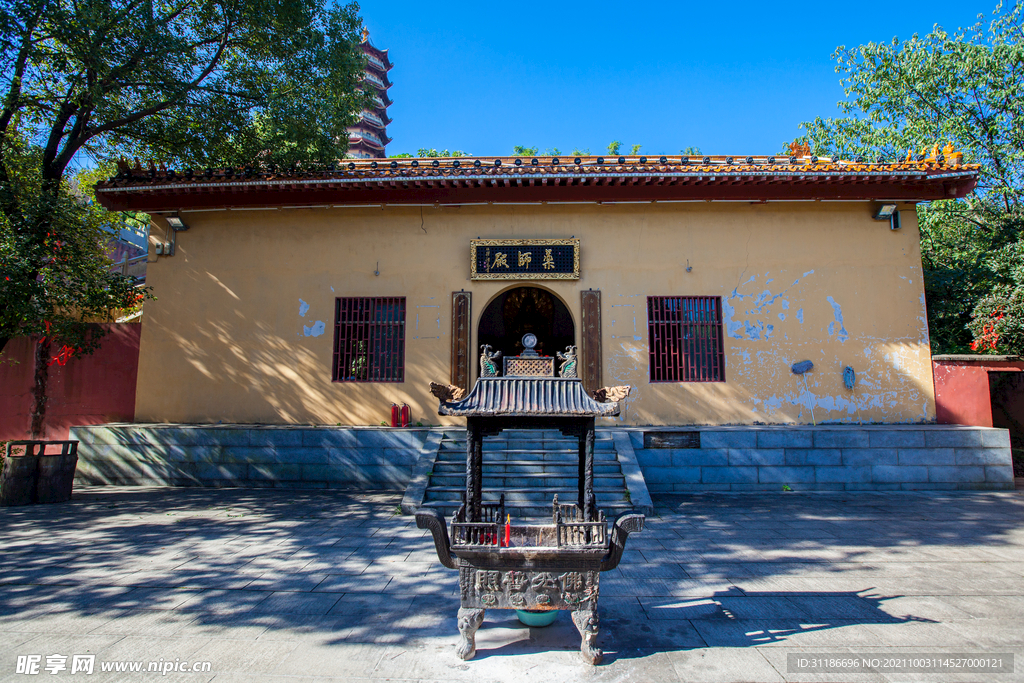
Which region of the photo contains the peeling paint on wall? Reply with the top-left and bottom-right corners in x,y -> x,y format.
917,292 -> 931,345
722,271 -> 803,341
712,262 -> 932,424
299,299 -> 310,317
826,296 -> 849,342
303,321 -> 326,337
722,299 -> 743,339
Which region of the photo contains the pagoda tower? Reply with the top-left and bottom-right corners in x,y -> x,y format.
347,28 -> 393,159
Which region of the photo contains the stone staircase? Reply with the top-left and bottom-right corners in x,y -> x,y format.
407,429 -> 650,519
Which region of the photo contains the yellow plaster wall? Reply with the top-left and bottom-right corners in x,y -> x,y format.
137,201 -> 935,426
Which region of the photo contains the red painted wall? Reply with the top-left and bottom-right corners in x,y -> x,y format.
933,357 -> 1024,426
0,323 -> 141,441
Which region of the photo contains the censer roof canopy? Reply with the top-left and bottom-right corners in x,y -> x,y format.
438,378 -> 620,418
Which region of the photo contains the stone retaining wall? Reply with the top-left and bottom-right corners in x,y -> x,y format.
624,425 -> 1013,491
71,424 -> 1015,492
71,424 -> 433,490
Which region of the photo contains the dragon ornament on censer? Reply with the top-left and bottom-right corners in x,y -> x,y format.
421,335 -> 642,664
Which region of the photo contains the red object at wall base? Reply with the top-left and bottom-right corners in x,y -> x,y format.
400,403 -> 410,428
390,403 -> 400,428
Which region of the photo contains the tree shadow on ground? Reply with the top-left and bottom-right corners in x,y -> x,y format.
0,487 -> 1020,663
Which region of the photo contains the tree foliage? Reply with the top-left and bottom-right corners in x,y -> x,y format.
796,2 -> 1024,354
0,145 -> 140,355
415,148 -> 467,158
0,0 -> 368,435
0,0 -> 367,347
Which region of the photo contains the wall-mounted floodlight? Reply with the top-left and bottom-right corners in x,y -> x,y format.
873,203 -> 898,220
873,203 -> 901,230
166,215 -> 189,231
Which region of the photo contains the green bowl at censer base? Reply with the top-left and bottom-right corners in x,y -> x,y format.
515,609 -> 558,627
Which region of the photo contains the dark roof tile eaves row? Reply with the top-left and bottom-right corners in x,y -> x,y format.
96,169 -> 971,195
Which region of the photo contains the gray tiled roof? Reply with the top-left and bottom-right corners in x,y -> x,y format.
438,378 -> 620,418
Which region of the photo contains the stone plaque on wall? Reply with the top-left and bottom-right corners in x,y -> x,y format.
470,238 -> 580,280
644,431 -> 701,449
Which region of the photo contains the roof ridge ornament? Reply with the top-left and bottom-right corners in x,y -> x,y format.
787,141 -> 811,158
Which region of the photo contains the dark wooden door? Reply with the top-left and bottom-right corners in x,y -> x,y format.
580,289 -> 601,394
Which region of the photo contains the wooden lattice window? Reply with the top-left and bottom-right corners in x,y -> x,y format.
333,297 -> 406,382
647,296 -> 725,382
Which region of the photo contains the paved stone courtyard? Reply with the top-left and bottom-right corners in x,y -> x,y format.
2,487 -> 1023,682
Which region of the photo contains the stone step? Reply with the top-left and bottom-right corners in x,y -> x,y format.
428,473 -> 626,488
436,440 -> 610,450
423,487 -> 631,504
436,450 -> 618,462
440,430 -> 612,440
432,462 -> 622,475
412,429 -> 644,519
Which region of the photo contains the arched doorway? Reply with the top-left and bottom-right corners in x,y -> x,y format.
478,287 -> 575,367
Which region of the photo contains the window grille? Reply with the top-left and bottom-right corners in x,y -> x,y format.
333,297 -> 405,382
647,296 -> 725,382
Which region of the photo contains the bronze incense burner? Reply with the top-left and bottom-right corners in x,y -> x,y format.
420,345 -> 643,664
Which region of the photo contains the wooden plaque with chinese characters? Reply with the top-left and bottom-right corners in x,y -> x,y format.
470,239 -> 580,280
451,292 -> 471,392
580,290 -> 602,394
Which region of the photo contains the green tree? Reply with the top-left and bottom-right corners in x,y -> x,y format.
0,0 -> 368,435
512,146 -> 538,156
795,2 -> 1024,354
607,141 -> 622,156
544,147 -> 561,156
1,145 -> 144,434
681,146 -> 702,156
630,144 -> 642,155
571,147 -> 590,156
417,149 -> 468,157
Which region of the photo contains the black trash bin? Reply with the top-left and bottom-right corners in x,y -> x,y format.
0,440 -> 79,506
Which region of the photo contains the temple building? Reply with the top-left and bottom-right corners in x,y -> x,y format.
82,153 -> 1015,493
96,152 -> 976,427
345,29 -> 392,159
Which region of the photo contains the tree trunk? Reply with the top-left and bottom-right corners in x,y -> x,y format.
29,335 -> 50,438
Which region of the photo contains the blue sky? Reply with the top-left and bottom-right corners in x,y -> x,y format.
357,0 -> 1000,157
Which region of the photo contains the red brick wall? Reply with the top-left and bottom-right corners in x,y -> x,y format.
0,323 -> 141,441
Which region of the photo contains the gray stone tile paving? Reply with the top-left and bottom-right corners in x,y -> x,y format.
1,486 -> 1023,682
